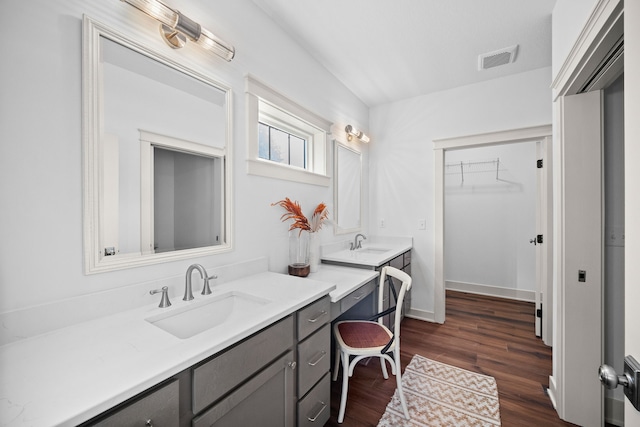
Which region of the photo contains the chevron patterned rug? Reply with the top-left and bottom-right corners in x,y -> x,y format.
377,354 -> 501,426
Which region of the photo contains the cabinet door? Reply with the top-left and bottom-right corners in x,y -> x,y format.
192,351 -> 296,427
192,316 -> 294,413
90,380 -> 179,427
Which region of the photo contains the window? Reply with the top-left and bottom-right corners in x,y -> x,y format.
258,122 -> 307,169
246,75 -> 331,186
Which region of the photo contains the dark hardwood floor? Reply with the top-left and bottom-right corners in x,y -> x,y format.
324,291 -> 578,426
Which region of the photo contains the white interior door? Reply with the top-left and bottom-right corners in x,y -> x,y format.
625,2 -> 640,424
533,137 -> 553,346
534,141 -> 543,339
559,90 -> 603,427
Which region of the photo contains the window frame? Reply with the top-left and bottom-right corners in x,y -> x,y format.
245,74 -> 331,186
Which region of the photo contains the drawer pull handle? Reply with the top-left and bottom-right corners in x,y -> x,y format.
307,401 -> 327,422
145,420 -> 154,427
307,350 -> 327,366
307,310 -> 327,323
353,292 -> 365,300
288,361 -> 297,370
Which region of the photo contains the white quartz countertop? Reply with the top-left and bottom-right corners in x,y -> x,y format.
0,272 -> 335,427
308,265 -> 378,302
321,237 -> 412,268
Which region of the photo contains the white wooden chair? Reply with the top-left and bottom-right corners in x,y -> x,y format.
332,266 -> 412,423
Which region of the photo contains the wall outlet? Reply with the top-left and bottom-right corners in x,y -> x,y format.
380,218 -> 385,228
418,219 -> 426,230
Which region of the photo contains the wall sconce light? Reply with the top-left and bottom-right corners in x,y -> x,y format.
345,125 -> 370,143
121,0 -> 235,62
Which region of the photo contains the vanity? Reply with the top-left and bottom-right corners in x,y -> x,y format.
320,236 -> 413,327
0,269 -> 335,426
84,295 -> 332,427
0,252 -> 415,426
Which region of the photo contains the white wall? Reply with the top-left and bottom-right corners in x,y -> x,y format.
0,0 -> 368,315
551,0 -> 600,78
444,142 -> 537,299
369,67 -> 552,316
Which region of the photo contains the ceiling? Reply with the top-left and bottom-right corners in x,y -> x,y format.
252,0 -> 557,107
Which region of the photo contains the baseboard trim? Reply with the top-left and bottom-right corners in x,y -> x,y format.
446,280 -> 535,302
548,375 -> 558,411
405,308 -> 436,323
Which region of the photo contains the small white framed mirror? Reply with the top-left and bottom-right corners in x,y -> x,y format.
82,16 -> 233,273
333,141 -> 362,234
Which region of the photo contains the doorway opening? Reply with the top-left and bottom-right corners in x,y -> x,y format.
433,125 -> 553,346
443,141 -> 538,312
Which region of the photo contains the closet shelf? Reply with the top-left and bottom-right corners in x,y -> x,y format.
444,158 -> 503,183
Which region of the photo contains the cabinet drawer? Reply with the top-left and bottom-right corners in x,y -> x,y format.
340,279 -> 376,313
90,380 -> 179,427
390,254 -> 404,270
298,373 -> 330,427
193,351 -> 296,427
297,296 -> 330,340
298,323 -> 330,397
193,315 -> 294,414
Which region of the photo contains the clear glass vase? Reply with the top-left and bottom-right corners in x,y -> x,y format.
288,230 -> 310,277
309,231 -> 320,273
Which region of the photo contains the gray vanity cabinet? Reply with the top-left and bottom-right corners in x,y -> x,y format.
379,250 -> 411,329
192,316 -> 296,426
192,316 -> 295,414
192,351 -> 296,427
82,296 -> 332,427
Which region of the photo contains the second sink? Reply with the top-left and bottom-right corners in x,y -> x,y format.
357,247 -> 389,254
146,291 -> 272,339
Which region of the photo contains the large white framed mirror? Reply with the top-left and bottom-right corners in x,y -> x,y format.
333,141 -> 362,234
82,16 -> 232,274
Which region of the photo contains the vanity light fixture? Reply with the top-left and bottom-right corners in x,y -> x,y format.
345,125 -> 370,143
120,0 -> 235,61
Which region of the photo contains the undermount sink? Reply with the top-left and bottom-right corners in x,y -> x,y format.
146,291 -> 271,339
356,247 -> 389,254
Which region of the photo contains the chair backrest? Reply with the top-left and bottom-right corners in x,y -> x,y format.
377,266 -> 412,337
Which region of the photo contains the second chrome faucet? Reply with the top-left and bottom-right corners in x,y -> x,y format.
184,264 -> 217,301
350,233 -> 367,250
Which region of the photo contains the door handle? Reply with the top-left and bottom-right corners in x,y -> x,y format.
599,355 -> 640,411
599,364 -> 630,389
530,235 -> 543,245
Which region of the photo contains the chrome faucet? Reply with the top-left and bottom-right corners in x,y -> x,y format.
184,264 -> 212,301
150,286 -> 171,308
350,233 -> 367,250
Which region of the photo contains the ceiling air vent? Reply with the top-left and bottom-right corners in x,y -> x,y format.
478,45 -> 518,70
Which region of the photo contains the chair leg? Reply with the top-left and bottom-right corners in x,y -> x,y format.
394,352 -> 410,419
337,351 -> 350,423
332,347 -> 341,381
379,356 -> 389,379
